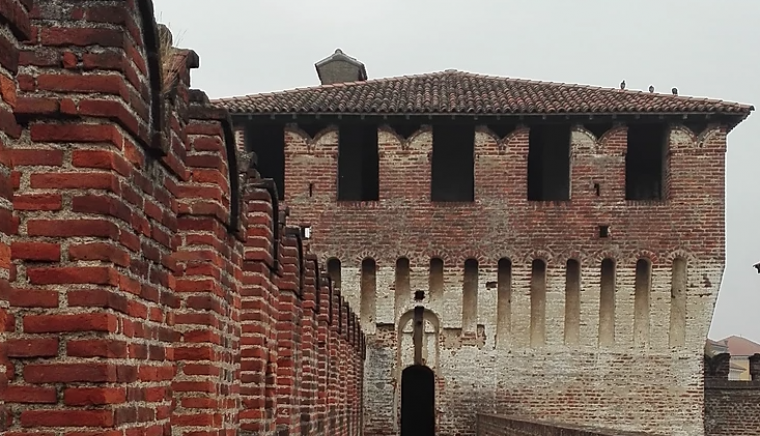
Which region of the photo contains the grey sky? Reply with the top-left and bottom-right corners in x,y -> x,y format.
154,0 -> 760,342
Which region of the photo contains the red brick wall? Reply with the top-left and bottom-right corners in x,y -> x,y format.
280,122 -> 730,436
704,353 -> 760,436
0,1 -> 31,431
0,1 -> 365,436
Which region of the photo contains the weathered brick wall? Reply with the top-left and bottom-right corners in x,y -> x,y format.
475,414 -> 648,436
282,125 -> 728,436
0,1 -> 365,436
0,1 -> 31,431
704,353 -> 760,436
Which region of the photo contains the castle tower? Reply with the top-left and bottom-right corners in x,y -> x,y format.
216,56 -> 753,436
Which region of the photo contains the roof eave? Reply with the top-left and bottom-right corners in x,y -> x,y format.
226,109 -> 752,121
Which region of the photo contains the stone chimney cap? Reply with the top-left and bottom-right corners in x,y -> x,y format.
315,48 -> 368,83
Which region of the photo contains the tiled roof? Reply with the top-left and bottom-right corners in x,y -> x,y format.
723,336 -> 760,357
214,70 -> 753,117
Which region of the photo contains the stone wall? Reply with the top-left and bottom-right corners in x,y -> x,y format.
704,353 -> 760,436
0,1 -> 364,436
280,124 -> 729,436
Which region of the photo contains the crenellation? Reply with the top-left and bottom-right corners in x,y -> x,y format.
0,4 -> 367,436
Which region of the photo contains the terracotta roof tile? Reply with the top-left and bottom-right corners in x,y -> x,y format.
214,70 -> 753,116
723,336 -> 760,356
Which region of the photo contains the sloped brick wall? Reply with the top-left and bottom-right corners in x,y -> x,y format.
476,414 -> 648,436
704,353 -> 760,436
0,1 -> 365,436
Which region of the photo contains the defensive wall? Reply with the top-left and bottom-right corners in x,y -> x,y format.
0,1 -> 365,436
704,353 -> 760,436
275,121 -> 727,436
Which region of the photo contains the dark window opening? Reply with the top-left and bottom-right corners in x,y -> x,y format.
400,365 -> 435,436
487,124 -> 517,139
626,123 -> 667,201
308,183 -> 314,197
338,124 -> 379,201
390,123 -> 420,140
683,121 -> 708,137
327,258 -> 341,292
599,225 -> 609,238
584,122 -> 614,140
594,183 -> 601,197
245,123 -> 285,200
528,124 -> 571,201
431,124 -> 475,202
299,122 -> 328,140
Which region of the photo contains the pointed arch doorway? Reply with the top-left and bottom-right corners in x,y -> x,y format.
400,364 -> 435,436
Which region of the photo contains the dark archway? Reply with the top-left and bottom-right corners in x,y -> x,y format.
401,364 -> 435,436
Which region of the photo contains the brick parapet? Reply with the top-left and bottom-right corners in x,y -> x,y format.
703,353 -> 760,435
0,1 -> 365,436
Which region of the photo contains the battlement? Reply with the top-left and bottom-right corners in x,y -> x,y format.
233,119 -> 728,207
0,2 -> 364,436
704,353 -> 760,435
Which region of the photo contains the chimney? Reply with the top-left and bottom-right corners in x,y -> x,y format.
315,49 -> 367,85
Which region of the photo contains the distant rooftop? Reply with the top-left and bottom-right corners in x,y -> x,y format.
721,335 -> 760,356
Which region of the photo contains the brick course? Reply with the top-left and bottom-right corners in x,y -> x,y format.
0,2 -> 365,436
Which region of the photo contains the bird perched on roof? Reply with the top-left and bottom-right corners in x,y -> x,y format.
649,85 -> 655,93
620,80 -> 626,90
672,87 -> 678,96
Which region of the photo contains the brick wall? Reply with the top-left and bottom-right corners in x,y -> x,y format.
475,414 -> 648,436
0,1 -> 31,431
704,353 -> 760,436
279,124 -> 729,436
0,1 -> 365,436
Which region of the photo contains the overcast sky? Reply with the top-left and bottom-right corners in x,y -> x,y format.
154,0 -> 760,342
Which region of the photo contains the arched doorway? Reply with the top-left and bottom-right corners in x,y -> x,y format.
400,364 -> 435,436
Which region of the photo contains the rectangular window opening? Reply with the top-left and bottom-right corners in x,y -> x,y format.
246,123 -> 285,200
431,125 -> 475,202
626,123 -> 667,201
528,124 -> 571,201
338,124 -> 379,201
